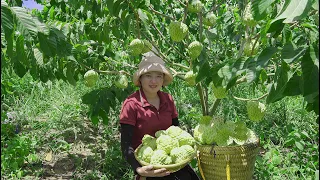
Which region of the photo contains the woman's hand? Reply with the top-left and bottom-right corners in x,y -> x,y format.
136,165 -> 171,178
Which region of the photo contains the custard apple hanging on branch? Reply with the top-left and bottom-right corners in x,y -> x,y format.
115,75 -> 128,89
129,39 -> 144,56
141,40 -> 153,54
243,2 -> 256,27
243,40 -> 259,56
203,12 -> 217,26
246,101 -> 266,121
184,71 -> 197,86
169,21 -> 189,42
84,70 -> 99,87
188,41 -> 203,59
187,0 -> 203,13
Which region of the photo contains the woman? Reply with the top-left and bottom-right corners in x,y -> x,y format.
119,52 -> 200,180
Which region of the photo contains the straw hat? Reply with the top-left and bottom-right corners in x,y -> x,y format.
133,51 -> 173,87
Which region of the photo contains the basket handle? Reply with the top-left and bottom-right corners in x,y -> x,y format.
225,155 -> 231,180
197,150 -> 206,180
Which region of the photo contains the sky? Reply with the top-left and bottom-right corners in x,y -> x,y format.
22,0 -> 44,11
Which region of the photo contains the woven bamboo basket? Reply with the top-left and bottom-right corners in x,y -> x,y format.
134,144 -> 195,173
196,138 -> 260,180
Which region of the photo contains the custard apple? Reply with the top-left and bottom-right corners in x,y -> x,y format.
243,2 -> 256,27
203,12 -> 217,26
137,145 -> 154,163
156,135 -> 179,154
84,70 -> 99,87
150,149 -> 169,165
142,134 -> 157,150
188,41 -> 203,59
188,0 -> 203,13
184,71 -> 197,86
169,21 -> 188,42
129,39 -> 144,56
243,40 -> 259,56
115,75 -> 128,89
155,130 -> 167,138
166,126 -> 183,138
176,131 -> 195,146
141,40 -> 152,54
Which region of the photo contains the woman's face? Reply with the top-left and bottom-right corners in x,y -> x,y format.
140,71 -> 164,94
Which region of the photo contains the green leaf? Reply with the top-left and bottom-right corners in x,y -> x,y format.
271,0 -> 313,23
90,115 -> 99,125
266,61 -> 294,103
251,0 -> 275,21
301,46 -> 319,96
295,141 -> 304,150
66,62 -> 77,86
38,32 -> 53,56
138,8 -> 149,22
245,58 -> 257,83
11,7 -> 38,39
13,58 -> 27,78
106,0 -> 114,15
32,16 -> 50,35
5,32 -> 14,58
16,35 -> 29,67
312,0 -> 319,10
1,0 -> 14,35
283,72 -> 302,96
33,48 -> 44,66
256,47 -> 278,68
281,42 -> 306,64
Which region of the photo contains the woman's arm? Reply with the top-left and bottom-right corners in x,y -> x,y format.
120,123 -> 141,174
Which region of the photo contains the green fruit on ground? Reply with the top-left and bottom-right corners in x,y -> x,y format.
212,84 -> 227,99
188,41 -> 203,59
84,70 -> 99,87
243,2 -> 256,27
129,39 -> 144,56
115,75 -> 128,89
187,0 -> 203,13
243,40 -> 259,56
141,40 -> 153,54
184,71 -> 197,86
169,21 -> 188,42
246,101 -> 266,121
203,12 -> 217,26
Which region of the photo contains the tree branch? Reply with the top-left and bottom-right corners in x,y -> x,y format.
128,0 -> 140,38
209,99 -> 221,116
148,6 -> 175,21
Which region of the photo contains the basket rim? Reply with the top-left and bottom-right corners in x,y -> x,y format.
134,144 -> 195,169
195,137 -> 260,148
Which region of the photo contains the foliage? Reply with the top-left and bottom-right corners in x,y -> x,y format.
1,0 -> 319,125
